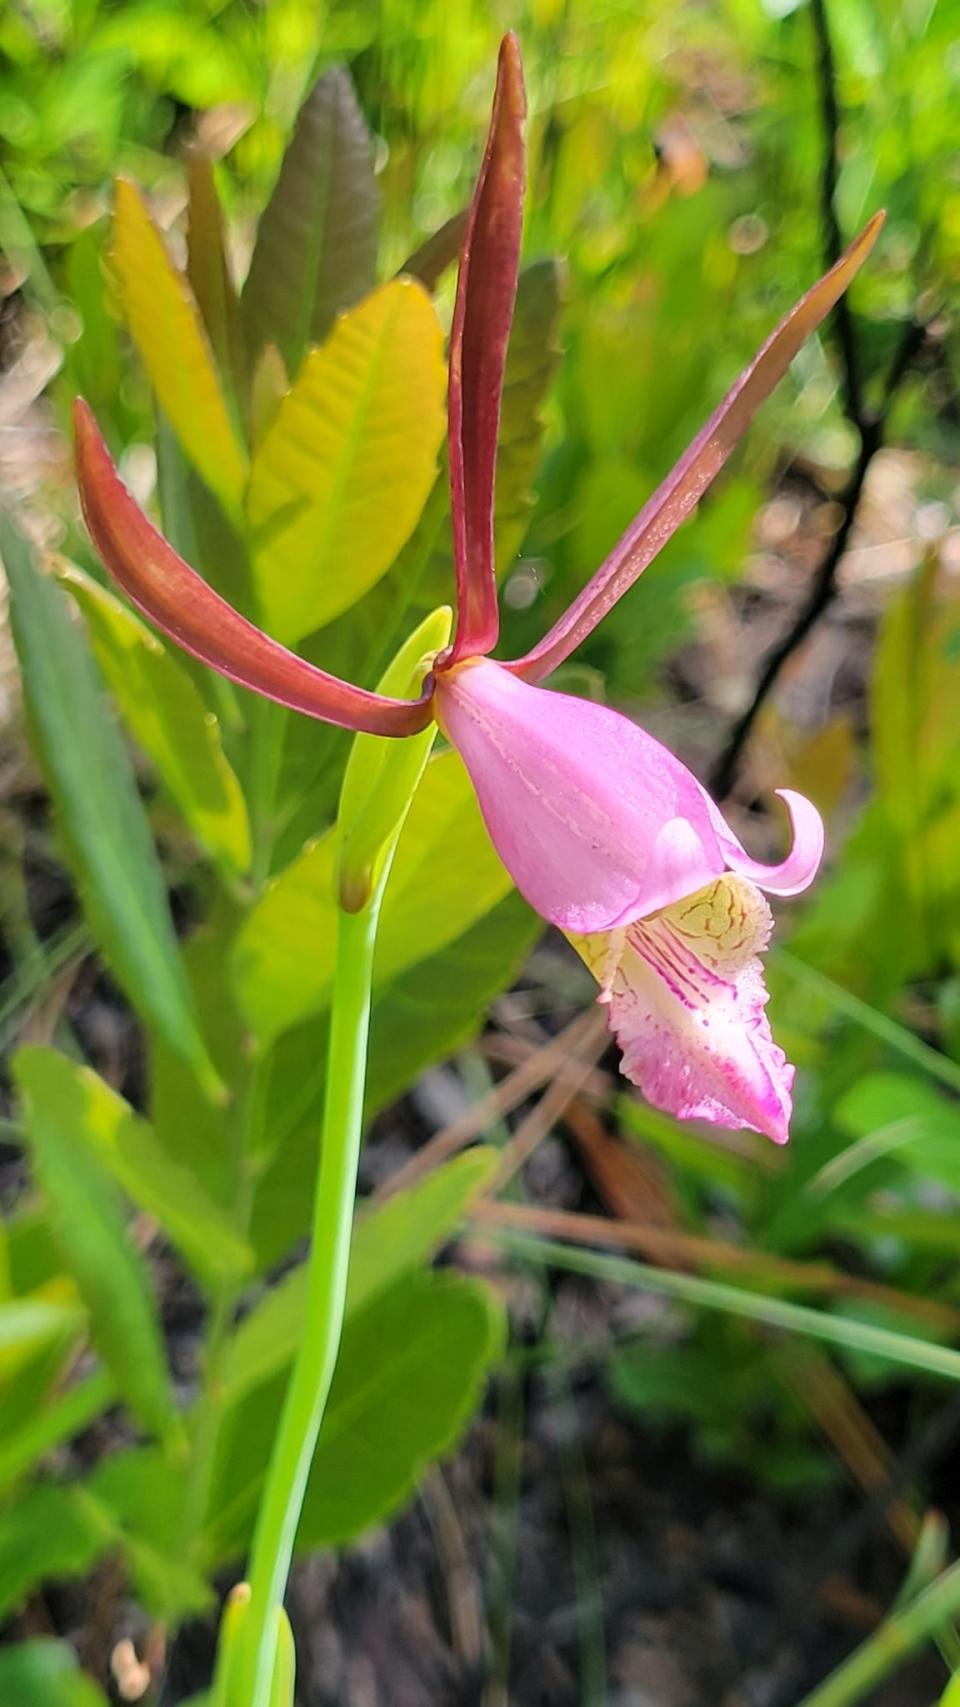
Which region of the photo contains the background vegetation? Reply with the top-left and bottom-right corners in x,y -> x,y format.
2,0 -> 960,1702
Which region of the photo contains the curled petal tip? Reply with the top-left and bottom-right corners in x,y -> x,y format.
728,789 -> 824,898
703,786 -> 823,899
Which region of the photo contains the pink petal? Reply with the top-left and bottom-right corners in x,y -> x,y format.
704,788 -> 824,897
435,659 -> 726,933
505,212 -> 885,684
447,34 -> 526,665
572,875 -> 793,1143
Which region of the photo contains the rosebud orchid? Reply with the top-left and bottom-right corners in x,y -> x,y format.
73,34 -> 883,1144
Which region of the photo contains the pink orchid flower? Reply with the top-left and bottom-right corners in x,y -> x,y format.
73,35 -> 883,1144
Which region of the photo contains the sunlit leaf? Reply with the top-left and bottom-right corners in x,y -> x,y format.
0,1294 -> 84,1379
250,891 -> 539,1268
88,1446 -> 207,1618
365,887 -> 539,1114
832,1072 -> 960,1197
112,178 -> 248,517
205,1272 -> 503,1559
495,258 -> 565,573
233,749 -> 512,1044
61,564 -> 252,879
221,1149 -> 498,1404
186,154 -> 246,402
246,279 -> 446,643
16,1047 -> 251,1289
15,1049 -> 179,1444
242,64 -> 379,374
404,259 -> 565,609
0,1369 -> 116,1495
0,1485 -> 110,1622
0,1640 -> 109,1707
3,518 -> 222,1099
299,1272 -> 503,1547
399,207 -> 469,291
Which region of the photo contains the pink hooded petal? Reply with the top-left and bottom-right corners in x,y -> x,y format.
704,788 -> 824,897
572,875 -> 793,1144
435,659 -> 725,933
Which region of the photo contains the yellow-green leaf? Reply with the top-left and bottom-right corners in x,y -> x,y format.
220,1149 -> 499,1406
233,749 -> 512,1044
4,518 -> 222,1102
112,178 -> 248,517
61,564 -> 251,878
16,1048 -> 250,1289
246,279 -> 446,643
15,1048 -> 179,1445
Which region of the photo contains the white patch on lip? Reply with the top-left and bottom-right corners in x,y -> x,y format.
567,875 -> 792,1144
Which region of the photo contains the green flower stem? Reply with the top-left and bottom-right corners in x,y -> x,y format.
238,886 -> 384,1707
796,1559 -> 960,1707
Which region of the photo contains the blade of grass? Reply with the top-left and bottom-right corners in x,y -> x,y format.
481,1229 -> 960,1383
776,951 -> 960,1097
472,1199 -> 960,1333
796,1559 -> 960,1707
553,1365 -> 606,1707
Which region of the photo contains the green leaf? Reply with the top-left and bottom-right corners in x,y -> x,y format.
301,1272 -> 503,1547
88,1446 -> 206,1617
0,1484 -> 111,1622
61,565 -> 252,878
186,154 -> 246,404
0,1640 -> 109,1707
399,208 -> 470,292
0,1369 -> 116,1495
336,604 -> 451,910
242,64 -> 380,375
205,1271 -> 503,1560
4,518 -> 223,1100
494,258 -> 566,574
829,1072 -> 960,1196
365,888 -> 539,1116
14,1049 -> 179,1444
149,898 -> 246,1217
0,1294 -> 84,1376
246,279 -> 446,643
271,1609 -> 296,1707
409,260 -> 566,608
112,178 -> 248,518
234,748 -> 513,1045
250,891 -> 538,1269
15,1047 -> 250,1289
221,1149 -> 499,1406
156,411 -> 256,618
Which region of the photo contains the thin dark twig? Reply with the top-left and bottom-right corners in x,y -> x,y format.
709,0 -> 926,800
810,0 -> 863,425
710,315 -> 925,799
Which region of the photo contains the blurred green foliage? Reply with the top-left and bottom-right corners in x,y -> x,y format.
2,2 -> 960,1703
